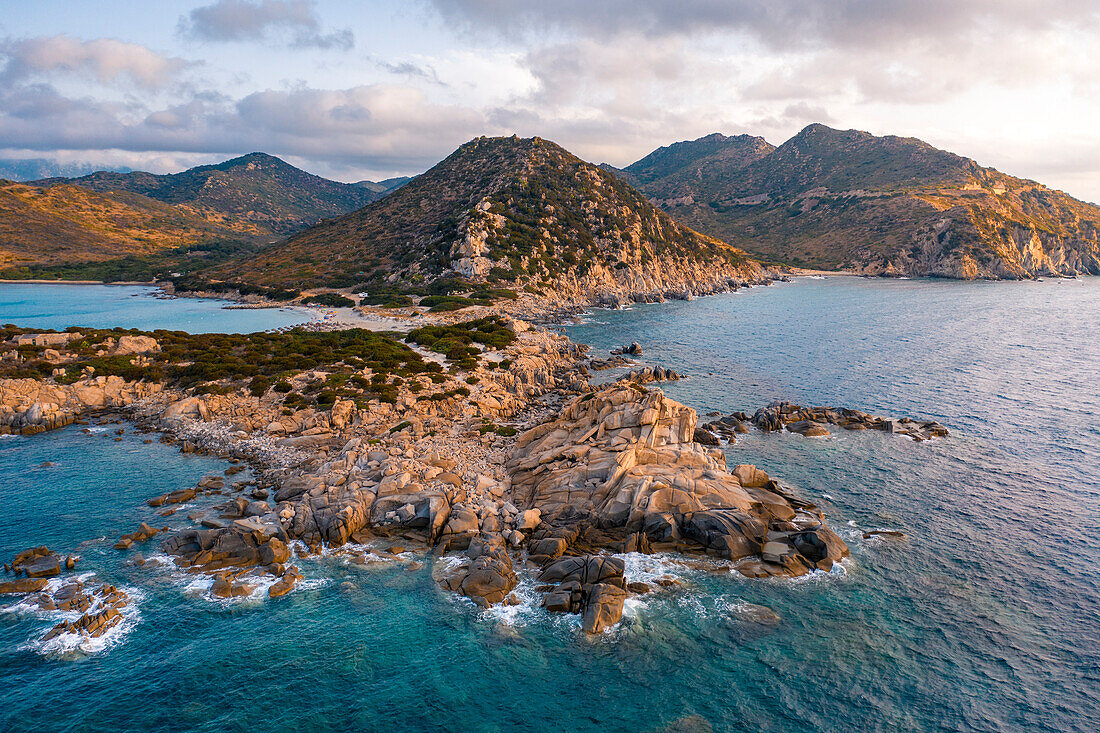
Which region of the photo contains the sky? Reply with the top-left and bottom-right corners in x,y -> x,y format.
1,0 -> 1098,201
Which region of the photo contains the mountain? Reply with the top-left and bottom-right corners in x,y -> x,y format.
0,159 -> 132,182
227,135 -> 764,301
34,153 -> 385,236
0,180 -> 250,269
615,133 -> 774,187
354,176 -> 413,195
625,124 -> 1100,279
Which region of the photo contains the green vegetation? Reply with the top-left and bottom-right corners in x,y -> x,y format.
405,316 -> 515,369
0,325 -> 439,406
171,276 -> 300,302
0,239 -> 265,283
302,292 -> 355,308
478,418 -> 518,437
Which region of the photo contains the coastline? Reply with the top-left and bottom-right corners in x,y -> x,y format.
7,275 -> 1097,732
0,300 -> 865,638
0,279 -> 158,286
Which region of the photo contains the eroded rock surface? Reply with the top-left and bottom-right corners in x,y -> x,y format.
508,386 -> 848,584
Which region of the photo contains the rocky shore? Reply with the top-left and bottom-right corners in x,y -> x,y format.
0,306 -> 932,642
701,402 -> 949,442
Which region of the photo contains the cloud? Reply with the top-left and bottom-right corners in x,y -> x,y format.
373,58 -> 446,86
0,81 -> 489,172
0,35 -> 191,89
429,0 -> 1100,50
179,0 -> 354,49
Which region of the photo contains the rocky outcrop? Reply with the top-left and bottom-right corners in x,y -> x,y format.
611,342 -> 643,356
0,376 -> 163,434
0,315 -> 855,637
39,579 -> 131,642
5,546 -> 74,578
434,535 -> 518,607
162,524 -> 289,572
619,366 -> 683,385
706,402 -> 949,442
538,555 -> 629,633
508,385 -> 849,587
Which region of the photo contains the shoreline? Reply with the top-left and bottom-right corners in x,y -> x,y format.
0,279 -> 158,286
0,308 -> 867,639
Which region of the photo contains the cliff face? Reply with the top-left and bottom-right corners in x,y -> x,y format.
231,136 -> 767,303
626,125 -> 1100,279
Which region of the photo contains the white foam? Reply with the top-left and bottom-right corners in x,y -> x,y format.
481,575 -> 542,626
138,555 -> 273,604
18,585 -> 144,659
785,557 -> 850,584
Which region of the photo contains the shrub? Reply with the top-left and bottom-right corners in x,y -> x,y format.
303,293 -> 355,308
405,317 -> 515,369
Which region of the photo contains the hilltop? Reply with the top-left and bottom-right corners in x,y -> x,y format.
1,155 -> 406,276
227,136 -> 765,304
625,124 -> 1100,279
33,153 -> 395,236
0,180 -> 256,270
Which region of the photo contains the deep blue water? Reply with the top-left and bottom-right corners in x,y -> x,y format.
0,283 -> 308,333
1,276 -> 1098,732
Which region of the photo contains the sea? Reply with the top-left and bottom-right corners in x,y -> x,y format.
0,276 -> 1097,732
0,283 -> 309,333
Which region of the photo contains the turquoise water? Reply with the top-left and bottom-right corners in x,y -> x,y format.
0,283 -> 308,333
2,277 -> 1099,731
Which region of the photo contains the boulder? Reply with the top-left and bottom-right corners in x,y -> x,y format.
683,510 -> 766,560
269,566 -> 303,598
162,397 -> 207,422
459,555 -> 517,607
789,526 -> 849,568
538,555 -> 625,587
692,427 -> 720,446
11,547 -> 61,578
113,335 -> 159,355
582,583 -> 628,634
516,508 -> 542,531
0,577 -> 48,594
330,400 -> 355,430
732,464 -> 769,488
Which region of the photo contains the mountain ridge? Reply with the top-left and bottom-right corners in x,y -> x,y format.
225,135 -> 768,304
1,154 -> 409,273
31,152 -> 390,236
624,125 -> 1100,279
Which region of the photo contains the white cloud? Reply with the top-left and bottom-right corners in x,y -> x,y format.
0,35 -> 191,89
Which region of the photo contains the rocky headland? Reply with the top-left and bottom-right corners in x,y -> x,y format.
0,306 -> 943,644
